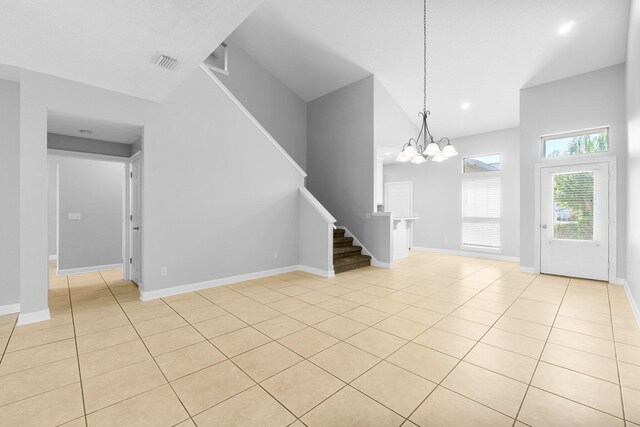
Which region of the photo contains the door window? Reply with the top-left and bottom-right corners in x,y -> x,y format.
552,171 -> 595,241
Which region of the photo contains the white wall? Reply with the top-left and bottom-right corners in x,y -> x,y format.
520,64 -> 627,275
14,52 -> 412,314
48,157 -> 57,258
216,40 -> 308,170
374,79 -> 419,150
17,65 -> 306,316
0,79 -> 20,308
57,157 -> 124,271
374,79 -> 419,207
384,127 -> 521,259
307,76 -> 391,261
48,133 -> 133,158
626,0 -> 640,306
298,188 -> 334,275
19,70 -> 153,317
143,69 -> 304,292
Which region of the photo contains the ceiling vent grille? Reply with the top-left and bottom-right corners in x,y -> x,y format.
153,53 -> 179,70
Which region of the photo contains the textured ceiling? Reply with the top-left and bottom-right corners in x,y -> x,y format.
48,111 -> 143,144
0,0 -> 262,101
231,0 -> 629,138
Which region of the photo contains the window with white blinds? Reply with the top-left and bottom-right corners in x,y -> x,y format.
462,176 -> 501,249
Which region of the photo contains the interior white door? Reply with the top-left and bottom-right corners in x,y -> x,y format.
130,155 -> 142,285
540,162 -> 609,280
385,181 -> 414,260
385,181 -> 413,218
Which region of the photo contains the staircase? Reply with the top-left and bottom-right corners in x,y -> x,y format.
333,228 -> 371,273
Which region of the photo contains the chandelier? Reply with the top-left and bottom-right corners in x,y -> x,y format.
396,0 -> 458,164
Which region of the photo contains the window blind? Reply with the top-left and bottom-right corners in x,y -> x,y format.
462,176 -> 501,249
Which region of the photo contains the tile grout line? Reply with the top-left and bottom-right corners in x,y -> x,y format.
510,278 -> 572,426
400,271 -> 539,424
64,275 -> 90,426
95,271 -> 195,425
157,288 -> 305,424
607,282 -> 627,422
0,315 -> 18,366
7,260 -> 631,425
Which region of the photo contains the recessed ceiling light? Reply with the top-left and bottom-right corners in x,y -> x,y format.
79,129 -> 93,135
558,21 -> 576,35
461,102 -> 471,110
385,152 -> 391,155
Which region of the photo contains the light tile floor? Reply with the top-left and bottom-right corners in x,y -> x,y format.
0,253 -> 639,426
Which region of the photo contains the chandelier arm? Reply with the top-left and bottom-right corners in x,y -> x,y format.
415,114 -> 425,149
422,110 -> 434,144
403,138 -> 418,149
438,137 -> 450,147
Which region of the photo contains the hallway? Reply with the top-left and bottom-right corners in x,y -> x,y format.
0,252 -> 639,426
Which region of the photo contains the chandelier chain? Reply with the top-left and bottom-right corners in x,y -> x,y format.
423,0 -> 427,112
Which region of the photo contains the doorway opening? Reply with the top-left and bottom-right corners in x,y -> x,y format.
47,112 -> 144,293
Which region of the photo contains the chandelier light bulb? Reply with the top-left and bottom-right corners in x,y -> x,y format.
425,142 -> 439,156
442,143 -> 459,157
432,151 -> 447,162
411,154 -> 427,164
396,151 -> 411,162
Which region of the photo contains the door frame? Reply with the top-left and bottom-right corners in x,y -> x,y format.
127,150 -> 143,288
534,156 -> 617,282
47,148 -> 143,288
384,180 -> 414,248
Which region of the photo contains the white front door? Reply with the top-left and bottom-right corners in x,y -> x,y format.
130,155 -> 142,285
540,162 -> 609,280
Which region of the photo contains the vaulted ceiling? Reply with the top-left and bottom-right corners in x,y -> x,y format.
0,0 -> 262,101
231,0 -> 630,138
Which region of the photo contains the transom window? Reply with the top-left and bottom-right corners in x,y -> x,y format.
542,128 -> 608,158
463,154 -> 501,173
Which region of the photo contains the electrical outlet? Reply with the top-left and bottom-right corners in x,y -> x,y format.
366,213 -> 372,218
444,237 -> 449,244
274,251 -> 278,259
160,267 -> 168,276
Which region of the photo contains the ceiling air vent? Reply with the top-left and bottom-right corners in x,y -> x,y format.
153,53 -> 179,71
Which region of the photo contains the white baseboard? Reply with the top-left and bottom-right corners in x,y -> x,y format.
519,266 -> 536,274
337,226 -> 392,269
140,265 -> 301,301
371,260 -> 394,268
619,278 -> 640,328
412,246 -> 520,263
299,265 -> 335,278
57,263 -> 123,276
17,309 -> 51,326
48,255 -> 57,261
0,303 -> 20,316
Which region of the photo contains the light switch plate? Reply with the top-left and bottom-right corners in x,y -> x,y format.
68,213 -> 81,220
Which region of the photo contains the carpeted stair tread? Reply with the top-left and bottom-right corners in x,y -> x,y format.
333,255 -> 371,268
333,236 -> 354,248
334,255 -> 372,274
333,246 -> 362,255
332,227 -> 371,273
